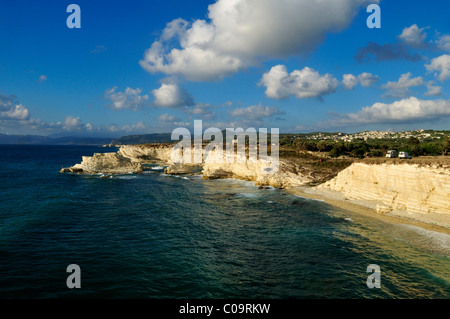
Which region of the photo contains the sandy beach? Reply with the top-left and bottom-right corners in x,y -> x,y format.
285,186 -> 450,236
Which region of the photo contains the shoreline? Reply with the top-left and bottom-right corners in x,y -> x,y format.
61,144 -> 450,236
284,185 -> 450,236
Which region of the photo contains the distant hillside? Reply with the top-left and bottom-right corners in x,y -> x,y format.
112,130 -> 282,145
0,133 -> 112,145
112,133 -> 173,145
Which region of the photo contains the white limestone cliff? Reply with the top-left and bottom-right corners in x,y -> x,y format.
71,152 -> 143,174
318,163 -> 450,216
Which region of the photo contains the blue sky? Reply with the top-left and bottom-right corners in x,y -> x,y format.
0,0 -> 449,137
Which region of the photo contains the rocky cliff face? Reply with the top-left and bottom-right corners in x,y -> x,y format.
201,158 -> 309,188
62,144 -> 174,174
62,144 -> 309,188
118,144 -> 173,163
318,163 -> 450,215
71,152 -> 143,174
117,145 -> 305,187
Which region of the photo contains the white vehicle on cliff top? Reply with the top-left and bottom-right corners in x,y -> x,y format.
386,150 -> 398,158
399,151 -> 412,159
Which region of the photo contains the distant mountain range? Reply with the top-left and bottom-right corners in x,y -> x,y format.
0,130 -> 280,145
0,133 -> 113,145
0,133 -> 174,145
111,133 -> 173,145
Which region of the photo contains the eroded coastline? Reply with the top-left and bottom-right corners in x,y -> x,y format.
61,144 -> 450,233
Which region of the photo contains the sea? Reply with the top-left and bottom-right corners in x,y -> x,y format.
0,145 -> 449,299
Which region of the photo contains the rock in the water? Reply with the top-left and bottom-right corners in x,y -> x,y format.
60,167 -> 83,173
70,152 -> 143,174
165,164 -> 202,175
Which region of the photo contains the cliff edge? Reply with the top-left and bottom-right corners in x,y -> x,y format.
316,163 -> 450,226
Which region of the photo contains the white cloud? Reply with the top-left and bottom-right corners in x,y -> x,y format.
140,0 -> 374,81
0,93 -> 156,136
0,104 -> 30,120
228,103 -> 282,120
358,72 -> 380,87
158,113 -> 178,122
100,122 -> 145,134
331,97 -> 450,124
436,34 -> 450,51
342,72 -> 379,89
140,28 -> 246,81
152,82 -> 194,108
399,24 -> 427,47
342,74 -> 358,90
104,87 -> 149,111
63,116 -> 84,131
426,54 -> 450,81
182,103 -> 215,120
382,72 -> 424,98
260,65 -> 338,100
38,75 -> 48,83
424,81 -> 442,97
0,94 -> 30,121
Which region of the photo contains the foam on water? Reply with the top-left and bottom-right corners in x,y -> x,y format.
115,175 -> 138,180
396,224 -> 450,256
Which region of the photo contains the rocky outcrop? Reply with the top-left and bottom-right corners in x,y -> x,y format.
318,163 -> 450,216
164,164 -> 203,175
70,152 -> 143,174
201,158 -> 309,188
59,167 -> 83,173
118,144 -> 173,163
60,144 -> 173,175
61,144 -> 310,188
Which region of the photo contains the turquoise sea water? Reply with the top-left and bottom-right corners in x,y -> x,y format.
0,145 -> 449,298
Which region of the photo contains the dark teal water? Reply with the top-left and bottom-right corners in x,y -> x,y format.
0,145 -> 449,298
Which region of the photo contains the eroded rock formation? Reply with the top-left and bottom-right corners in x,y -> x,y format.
318,163 -> 450,215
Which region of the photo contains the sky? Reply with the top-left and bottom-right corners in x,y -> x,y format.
0,0 -> 449,137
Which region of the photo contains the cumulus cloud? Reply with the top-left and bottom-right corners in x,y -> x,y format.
152,82 -> 194,108
182,103 -> 216,120
331,97 -> 450,124
436,35 -> 450,51
228,103 -> 282,120
0,94 -> 31,121
342,72 -> 379,89
424,81 -> 442,97
0,93 -> 157,136
382,72 -> 424,98
140,0 -> 374,81
399,24 -> 428,47
0,104 -> 30,120
259,65 -> 339,100
62,116 -> 86,131
425,54 -> 450,81
342,74 -> 358,90
157,113 -> 179,122
104,87 -> 149,111
358,72 -> 380,87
